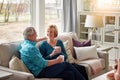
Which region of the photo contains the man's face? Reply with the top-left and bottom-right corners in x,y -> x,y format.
29,30 -> 37,41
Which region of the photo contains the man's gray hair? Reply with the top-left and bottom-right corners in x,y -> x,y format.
23,27 -> 35,39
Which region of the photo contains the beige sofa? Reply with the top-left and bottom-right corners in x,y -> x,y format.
0,32 -> 109,80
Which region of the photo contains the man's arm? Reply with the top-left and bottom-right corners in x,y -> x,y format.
37,36 -> 47,42
47,55 -> 63,66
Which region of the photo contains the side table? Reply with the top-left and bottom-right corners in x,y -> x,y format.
0,69 -> 13,80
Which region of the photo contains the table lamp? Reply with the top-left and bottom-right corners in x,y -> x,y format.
85,15 -> 103,41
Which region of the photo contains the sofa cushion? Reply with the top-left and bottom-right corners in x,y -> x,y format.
64,32 -> 79,40
0,42 -> 21,67
58,33 -> 76,58
72,38 -> 91,47
9,56 -> 30,73
63,40 -> 76,63
74,45 -> 98,61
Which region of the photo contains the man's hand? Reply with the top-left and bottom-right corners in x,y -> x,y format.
56,55 -> 64,63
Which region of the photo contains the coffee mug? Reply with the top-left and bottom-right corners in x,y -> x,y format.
54,46 -> 61,53
59,55 -> 64,62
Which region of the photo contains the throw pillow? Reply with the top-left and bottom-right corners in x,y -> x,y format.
63,40 -> 77,63
74,45 -> 98,61
9,56 -> 30,73
72,38 -> 91,47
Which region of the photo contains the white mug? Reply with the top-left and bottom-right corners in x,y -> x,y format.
54,46 -> 61,53
59,55 -> 64,62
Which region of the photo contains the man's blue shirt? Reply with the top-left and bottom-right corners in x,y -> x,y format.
19,40 -> 48,77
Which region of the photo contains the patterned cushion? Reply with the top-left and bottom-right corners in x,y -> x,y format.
63,40 -> 77,63
58,33 -> 76,58
9,56 -> 30,73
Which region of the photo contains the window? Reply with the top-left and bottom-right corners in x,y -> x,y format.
0,0 -> 63,43
0,0 -> 30,43
45,0 -> 63,33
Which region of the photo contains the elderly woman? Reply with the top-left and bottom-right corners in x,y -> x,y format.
39,25 -> 88,80
39,25 -> 67,60
19,27 -> 86,80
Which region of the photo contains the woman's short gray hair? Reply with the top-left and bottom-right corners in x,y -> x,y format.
23,27 -> 35,39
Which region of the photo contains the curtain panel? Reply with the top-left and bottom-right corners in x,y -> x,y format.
63,0 -> 77,33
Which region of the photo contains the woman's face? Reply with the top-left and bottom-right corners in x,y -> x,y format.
47,28 -> 55,39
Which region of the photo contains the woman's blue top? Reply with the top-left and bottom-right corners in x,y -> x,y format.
39,39 -> 67,61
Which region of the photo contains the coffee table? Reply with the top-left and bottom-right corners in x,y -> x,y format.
92,70 -> 114,80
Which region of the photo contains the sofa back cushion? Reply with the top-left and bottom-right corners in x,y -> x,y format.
74,45 -> 98,61
0,41 -> 21,67
58,32 -> 78,58
72,38 -> 91,47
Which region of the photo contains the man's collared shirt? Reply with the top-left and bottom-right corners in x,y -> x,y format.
19,40 -> 48,77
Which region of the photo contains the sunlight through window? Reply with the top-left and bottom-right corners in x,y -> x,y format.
98,0 -> 120,9
0,0 -> 30,43
45,0 -> 63,34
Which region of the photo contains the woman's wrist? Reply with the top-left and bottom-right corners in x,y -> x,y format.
50,52 -> 54,57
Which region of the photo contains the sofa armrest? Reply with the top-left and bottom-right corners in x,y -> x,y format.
0,66 -> 35,80
97,51 -> 109,71
97,51 -> 108,58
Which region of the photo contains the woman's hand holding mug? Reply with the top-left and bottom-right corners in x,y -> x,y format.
54,46 -> 61,54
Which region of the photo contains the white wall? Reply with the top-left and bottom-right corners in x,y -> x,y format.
77,0 -> 83,12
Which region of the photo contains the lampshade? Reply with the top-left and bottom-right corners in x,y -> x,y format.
85,15 -> 103,28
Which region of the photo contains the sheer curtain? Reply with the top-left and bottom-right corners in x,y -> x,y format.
62,0 -> 77,32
